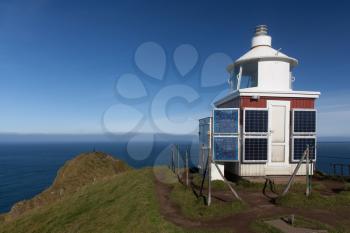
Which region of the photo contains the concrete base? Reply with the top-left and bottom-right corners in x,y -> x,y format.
211,163 -> 224,181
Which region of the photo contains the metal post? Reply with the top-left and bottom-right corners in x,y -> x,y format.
172,146 -> 175,172
213,160 -> 242,201
201,145 -> 204,174
177,145 -> 180,177
306,146 -> 310,197
199,147 -> 209,196
170,146 -> 173,172
281,146 -> 309,197
207,148 -> 211,206
207,115 -> 212,206
186,147 -> 189,187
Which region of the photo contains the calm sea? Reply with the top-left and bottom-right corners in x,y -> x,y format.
0,141 -> 349,213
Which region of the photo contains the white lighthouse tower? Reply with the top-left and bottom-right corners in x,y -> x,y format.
207,25 -> 320,178
227,25 -> 297,92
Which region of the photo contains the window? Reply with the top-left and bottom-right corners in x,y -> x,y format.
239,62 -> 258,89
229,68 -> 239,91
230,63 -> 258,90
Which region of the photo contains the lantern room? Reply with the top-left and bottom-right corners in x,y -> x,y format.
199,25 -> 320,179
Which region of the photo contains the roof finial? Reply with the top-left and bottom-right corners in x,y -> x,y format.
255,25 -> 268,36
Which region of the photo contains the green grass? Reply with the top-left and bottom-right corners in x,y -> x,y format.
235,178 -> 327,194
191,174 -> 229,191
0,166 -> 235,233
293,216 -> 346,233
235,179 -> 265,191
275,190 -> 350,209
0,168 -> 218,233
344,183 -> 350,191
159,168 -> 245,220
3,152 -> 131,222
251,215 -> 349,233
170,182 -> 245,219
250,220 -> 283,233
2,153 -> 349,233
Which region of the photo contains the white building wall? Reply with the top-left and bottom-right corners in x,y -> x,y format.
239,164 -> 266,176
238,163 -> 314,176
258,61 -> 291,91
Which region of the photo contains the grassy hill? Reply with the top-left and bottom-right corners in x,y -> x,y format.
2,151 -> 348,233
2,152 -> 131,222
0,152 -> 208,233
0,169 -> 179,233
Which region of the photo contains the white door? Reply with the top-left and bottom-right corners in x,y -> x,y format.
268,100 -> 290,165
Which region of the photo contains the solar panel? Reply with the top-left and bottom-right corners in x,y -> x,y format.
293,137 -> 316,161
293,110 -> 316,133
213,136 -> 239,161
244,110 -> 268,133
213,109 -> 239,134
244,138 -> 268,161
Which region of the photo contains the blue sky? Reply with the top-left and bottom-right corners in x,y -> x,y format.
0,0 -> 349,137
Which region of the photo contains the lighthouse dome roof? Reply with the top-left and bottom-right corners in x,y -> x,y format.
231,25 -> 298,69
234,45 -> 298,67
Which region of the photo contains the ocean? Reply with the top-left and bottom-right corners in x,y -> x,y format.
0,141 -> 349,213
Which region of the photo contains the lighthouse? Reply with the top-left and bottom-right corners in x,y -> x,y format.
200,25 -> 320,179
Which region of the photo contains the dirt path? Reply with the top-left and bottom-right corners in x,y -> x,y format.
154,174 -> 350,233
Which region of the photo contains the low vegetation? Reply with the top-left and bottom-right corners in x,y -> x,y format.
0,155 -> 233,233
2,152 -> 131,222
1,152 -> 350,233
252,215 -> 345,233
275,190 -> 350,209
344,182 -> 350,191
0,167 -> 191,233
157,168 -> 246,220
293,216 -> 344,233
191,173 -> 229,191
250,220 -> 283,233
170,183 -> 245,219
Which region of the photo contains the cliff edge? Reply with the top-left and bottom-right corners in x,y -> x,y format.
2,152 -> 130,221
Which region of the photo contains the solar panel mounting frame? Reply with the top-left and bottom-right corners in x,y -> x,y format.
291,109 -> 317,135
243,108 -> 269,135
213,135 -> 240,162
242,135 -> 269,163
242,108 -> 269,163
199,117 -> 211,148
291,135 -> 317,163
212,108 -> 240,162
213,107 -> 240,135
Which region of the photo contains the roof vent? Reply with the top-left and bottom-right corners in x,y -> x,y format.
251,25 -> 271,48
254,25 -> 268,36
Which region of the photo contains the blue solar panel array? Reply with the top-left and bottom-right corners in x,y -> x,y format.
293,138 -> 316,161
245,110 -> 268,133
243,109 -> 268,162
244,138 -> 268,161
212,108 -> 239,162
213,137 -> 239,161
213,109 -> 239,134
294,110 -> 316,133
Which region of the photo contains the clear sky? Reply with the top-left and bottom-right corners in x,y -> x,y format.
0,0 -> 350,137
